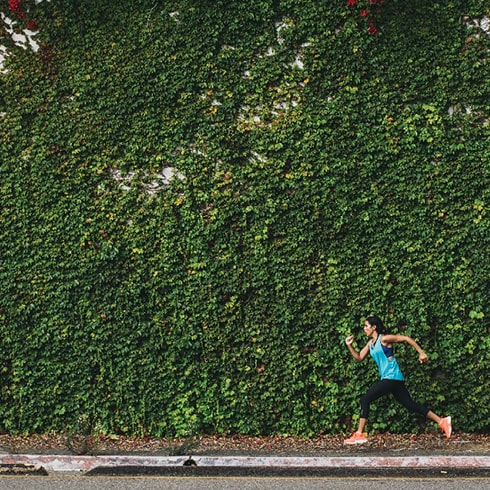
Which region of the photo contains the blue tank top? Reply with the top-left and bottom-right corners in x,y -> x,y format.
370,335 -> 404,381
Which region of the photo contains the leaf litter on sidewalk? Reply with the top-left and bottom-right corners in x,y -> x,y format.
0,433 -> 488,456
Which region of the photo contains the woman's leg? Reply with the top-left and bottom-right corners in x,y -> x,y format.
357,380 -> 392,432
391,381 -> 452,438
390,381 -> 430,417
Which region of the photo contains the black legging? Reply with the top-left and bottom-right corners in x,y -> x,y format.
360,379 -> 430,419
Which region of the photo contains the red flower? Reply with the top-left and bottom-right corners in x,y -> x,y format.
346,0 -> 384,35
368,20 -> 378,36
26,19 -> 39,31
8,0 -> 22,13
7,0 -> 40,32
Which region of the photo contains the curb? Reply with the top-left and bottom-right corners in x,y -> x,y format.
1,454 -> 489,475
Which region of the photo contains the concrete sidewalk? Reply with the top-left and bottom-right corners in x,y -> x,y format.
1,453 -> 490,475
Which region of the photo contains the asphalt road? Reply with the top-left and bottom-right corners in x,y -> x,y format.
0,477 -> 489,490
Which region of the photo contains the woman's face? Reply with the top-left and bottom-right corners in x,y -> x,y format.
363,321 -> 376,337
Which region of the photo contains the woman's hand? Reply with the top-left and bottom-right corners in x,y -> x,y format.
346,335 -> 368,362
419,351 -> 429,364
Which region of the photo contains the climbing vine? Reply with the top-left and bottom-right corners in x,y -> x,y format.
0,0 -> 489,437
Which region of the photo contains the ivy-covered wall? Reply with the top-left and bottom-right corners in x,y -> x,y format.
0,0 -> 489,436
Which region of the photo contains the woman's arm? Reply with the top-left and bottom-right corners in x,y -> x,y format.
382,334 -> 429,363
345,336 -> 370,362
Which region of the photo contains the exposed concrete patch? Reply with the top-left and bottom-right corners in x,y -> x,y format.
0,463 -> 48,476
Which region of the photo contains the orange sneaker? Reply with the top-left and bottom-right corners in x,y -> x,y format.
344,431 -> 368,445
439,416 -> 452,439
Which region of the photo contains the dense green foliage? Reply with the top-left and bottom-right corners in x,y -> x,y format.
0,0 -> 489,437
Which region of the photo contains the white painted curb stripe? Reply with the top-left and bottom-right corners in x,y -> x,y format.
1,454 -> 489,474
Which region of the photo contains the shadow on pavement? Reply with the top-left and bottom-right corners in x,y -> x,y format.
85,465 -> 490,478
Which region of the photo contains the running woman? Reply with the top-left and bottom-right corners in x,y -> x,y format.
344,315 -> 452,445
